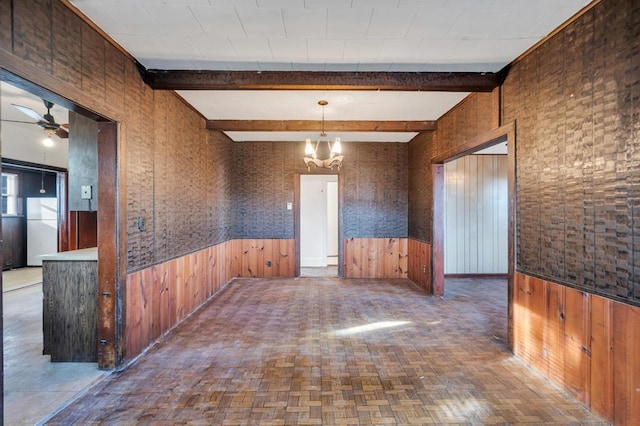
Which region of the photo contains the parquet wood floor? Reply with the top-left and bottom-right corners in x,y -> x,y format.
45,278 -> 607,425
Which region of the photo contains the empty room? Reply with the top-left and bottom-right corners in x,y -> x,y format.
1,0 -> 638,424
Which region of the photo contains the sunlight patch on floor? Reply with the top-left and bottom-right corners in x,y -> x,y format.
332,320 -> 411,336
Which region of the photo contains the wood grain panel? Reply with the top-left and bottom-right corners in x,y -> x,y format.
590,295 -> 613,422
546,281 -> 565,389
563,287 -> 590,405
2,216 -> 25,270
514,272 -> 640,424
514,273 -> 531,364
613,301 -> 640,425
231,239 -> 243,278
42,260 -> 98,362
125,272 -> 142,359
343,238 -> 409,279
398,238 -> 408,277
527,276 -> 547,376
407,239 -> 431,293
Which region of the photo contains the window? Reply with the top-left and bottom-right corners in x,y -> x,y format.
2,173 -> 19,215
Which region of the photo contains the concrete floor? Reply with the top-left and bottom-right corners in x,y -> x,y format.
3,268 -> 108,425
46,277 -> 606,425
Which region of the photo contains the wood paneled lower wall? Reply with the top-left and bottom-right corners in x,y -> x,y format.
408,239 -> 432,294
343,238 -> 408,279
125,239 -> 294,361
342,238 -> 433,293
514,272 -> 640,425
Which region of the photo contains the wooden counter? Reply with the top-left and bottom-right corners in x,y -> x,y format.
41,247 -> 98,362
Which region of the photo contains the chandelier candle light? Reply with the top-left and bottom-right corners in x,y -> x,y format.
303,100 -> 343,171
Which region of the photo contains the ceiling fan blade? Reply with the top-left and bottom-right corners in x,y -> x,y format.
12,104 -> 45,121
0,118 -> 38,124
55,127 -> 69,139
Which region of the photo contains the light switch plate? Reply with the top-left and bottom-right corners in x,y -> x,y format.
286,202 -> 292,210
81,185 -> 92,200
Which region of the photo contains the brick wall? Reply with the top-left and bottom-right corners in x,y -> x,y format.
503,0 -> 640,304
408,132 -> 433,243
233,141 -> 408,240
0,0 -> 235,273
432,91 -> 499,161
342,142 -> 408,238
232,142 -> 297,239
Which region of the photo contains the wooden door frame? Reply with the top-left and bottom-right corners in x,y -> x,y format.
431,122 -> 516,350
294,171 -> 344,277
0,71 -> 122,369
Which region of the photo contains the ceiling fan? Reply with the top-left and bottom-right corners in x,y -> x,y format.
1,99 -> 69,139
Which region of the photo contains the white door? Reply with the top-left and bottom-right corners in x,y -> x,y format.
326,181 -> 338,265
300,175 -> 338,267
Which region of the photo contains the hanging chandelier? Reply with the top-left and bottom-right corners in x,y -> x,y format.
303,100 -> 343,171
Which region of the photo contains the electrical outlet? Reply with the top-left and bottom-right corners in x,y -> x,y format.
81,185 -> 92,200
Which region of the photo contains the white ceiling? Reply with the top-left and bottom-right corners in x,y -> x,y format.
0,82 -> 69,169
70,0 -> 591,72
13,0 -> 593,145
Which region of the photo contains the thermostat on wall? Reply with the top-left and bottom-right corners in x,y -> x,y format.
81,185 -> 92,200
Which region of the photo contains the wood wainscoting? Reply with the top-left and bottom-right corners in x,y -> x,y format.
343,238 -> 408,279
513,271 -> 640,424
125,239 -> 294,361
408,239 -> 432,294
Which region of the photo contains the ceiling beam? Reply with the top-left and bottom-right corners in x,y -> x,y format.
207,120 -> 437,132
144,70 -> 503,92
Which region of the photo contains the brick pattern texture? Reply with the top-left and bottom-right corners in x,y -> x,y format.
408,132 -> 434,243
2,0 -> 235,273
407,93 -> 497,247
233,141 -> 408,240
503,0 -> 640,303
342,142 -> 408,238
432,91 -> 498,161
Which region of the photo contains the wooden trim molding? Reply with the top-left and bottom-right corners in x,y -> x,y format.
97,121 -> 119,369
431,165 -> 444,297
144,70 -> 505,92
207,120 -> 437,132
445,274 -> 509,279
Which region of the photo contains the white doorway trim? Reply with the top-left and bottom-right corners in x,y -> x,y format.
300,174 -> 338,267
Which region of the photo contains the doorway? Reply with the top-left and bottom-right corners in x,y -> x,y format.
299,174 -> 338,277
443,139 -> 508,277
0,74 -> 120,422
432,123 -> 516,349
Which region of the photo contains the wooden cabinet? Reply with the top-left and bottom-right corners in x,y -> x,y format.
42,248 -> 98,362
2,216 -> 25,270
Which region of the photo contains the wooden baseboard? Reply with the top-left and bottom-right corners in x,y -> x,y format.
445,273 -> 508,279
